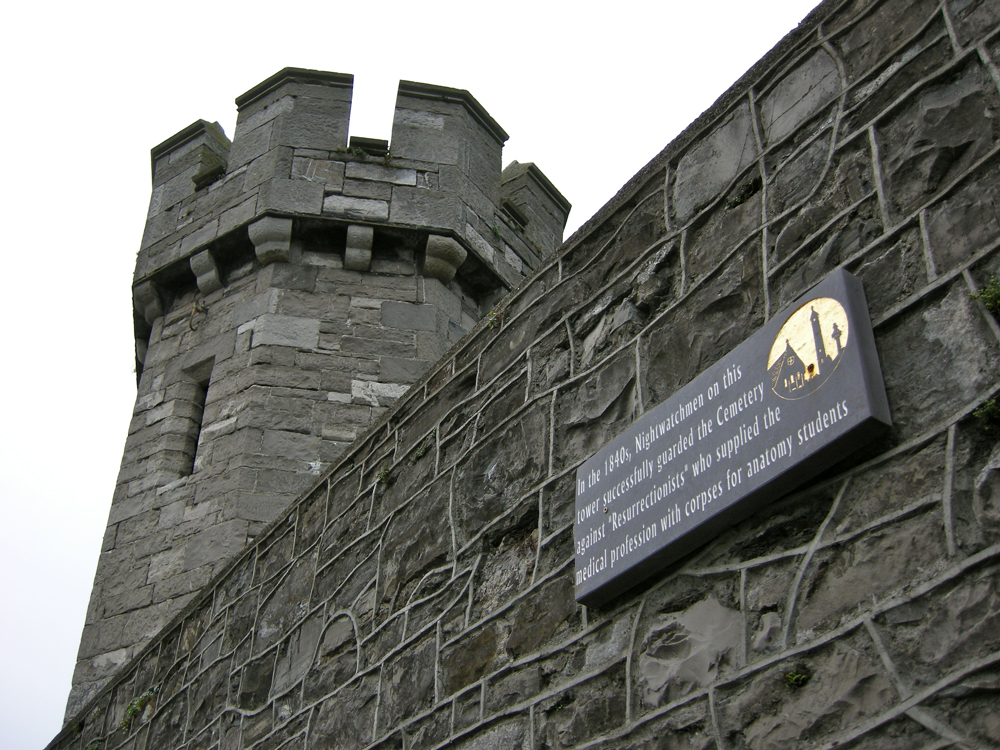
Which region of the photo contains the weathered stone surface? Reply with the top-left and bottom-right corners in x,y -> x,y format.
717,640 -> 895,749
379,479 -> 452,608
796,510 -> 946,635
674,102 -> 758,223
248,216 -> 293,265
423,234 -> 467,284
256,554 -> 317,653
308,673 -> 378,749
638,598 -> 742,707
507,576 -> 578,658
834,0 -> 939,82
377,636 -> 436,730
441,625 -> 500,696
389,187 -> 462,231
303,628 -> 356,709
248,314 -> 320,349
553,350 -> 636,473
452,402 -> 549,546
335,227 -> 370,276
926,162 -> 1000,274
760,49 -> 841,145
535,665 -> 627,748
877,563 -> 1000,689
879,61 -> 999,221
641,239 -> 763,406
878,282 -> 999,437
322,194 -> 389,222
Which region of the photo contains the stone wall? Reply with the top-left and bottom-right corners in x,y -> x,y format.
67,69 -> 569,719
53,0 -> 1000,747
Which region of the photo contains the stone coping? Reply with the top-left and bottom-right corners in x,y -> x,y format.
235,67 -> 355,110
397,79 -> 509,145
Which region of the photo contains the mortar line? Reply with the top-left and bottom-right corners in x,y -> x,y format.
478,681 -> 485,725
918,209 -> 939,281
868,125 -> 893,230
663,163 -> 672,233
944,423 -> 957,557
907,706 -> 983,750
447,469 -> 458,569
565,319 -> 576,378
781,477 -> 851,649
979,42 -> 1000,98
448,674 -> 457,738
708,686 -> 726,750
941,1 -> 962,54
531,486 -> 543,588
740,568 -> 748,669
863,616 -> 910,698
748,87 -> 770,321
678,228 -> 688,299
634,338 -> 645,416
624,598 -> 645,724
372,660 -> 383,746
548,390 -> 557,480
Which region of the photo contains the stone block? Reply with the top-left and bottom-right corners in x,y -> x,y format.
391,107 -> 461,165
673,102 -> 758,223
236,95 -> 295,138
345,162 -> 417,185
759,49 -> 842,145
189,249 -> 222,294
423,234 -> 467,284
182,520 -> 247,571
379,357 -> 433,384
272,97 -> 352,152
134,280 -> 165,326
342,178 -> 392,201
233,289 -> 278,327
179,219 -> 219,256
381,301 -> 438,331
389,187 -> 462,232
350,379 -> 409,407
322,194 -> 389,222
248,216 -> 293,265
228,121 -> 273,171
245,145 -> 293,189
344,224 -> 374,271
293,157 -> 346,189
258,178 -> 324,215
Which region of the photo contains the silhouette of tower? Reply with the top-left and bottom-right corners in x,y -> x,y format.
810,306 -> 833,374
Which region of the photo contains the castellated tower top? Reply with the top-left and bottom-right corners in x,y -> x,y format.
68,68 -> 568,720
134,67 -> 569,365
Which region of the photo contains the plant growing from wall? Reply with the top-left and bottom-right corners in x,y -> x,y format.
117,686 -> 158,732
971,274 -> 1000,317
783,665 -> 811,689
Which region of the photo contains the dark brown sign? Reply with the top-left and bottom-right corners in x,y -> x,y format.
574,269 -> 891,607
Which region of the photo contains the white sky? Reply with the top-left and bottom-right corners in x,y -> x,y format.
0,1 -> 819,747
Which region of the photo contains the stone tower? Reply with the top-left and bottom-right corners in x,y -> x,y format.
67,67 -> 570,718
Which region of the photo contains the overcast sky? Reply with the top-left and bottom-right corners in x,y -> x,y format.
0,1 -> 820,747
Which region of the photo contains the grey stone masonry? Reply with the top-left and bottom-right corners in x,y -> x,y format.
54,0 -> 1000,746
65,68 -> 568,720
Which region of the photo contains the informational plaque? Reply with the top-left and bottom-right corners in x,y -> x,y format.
574,269 -> 890,606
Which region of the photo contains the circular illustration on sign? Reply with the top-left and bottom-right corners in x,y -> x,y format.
767,297 -> 849,400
